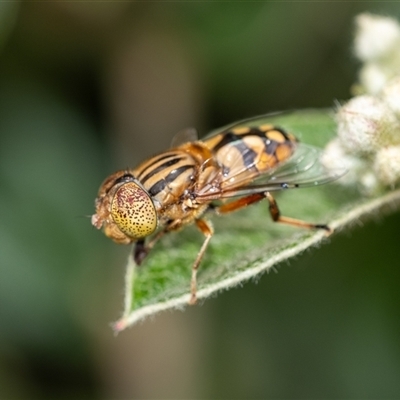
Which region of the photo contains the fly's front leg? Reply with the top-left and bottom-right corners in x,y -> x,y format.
190,219 -> 214,305
133,230 -> 167,265
265,192 -> 331,234
133,219 -> 184,265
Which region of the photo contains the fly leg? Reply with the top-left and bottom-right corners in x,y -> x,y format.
190,219 -> 214,305
192,191 -> 329,304
215,192 -> 331,233
133,239 -> 147,265
216,193 -> 266,214
133,229 -> 168,265
133,219 -> 185,265
265,192 -> 331,233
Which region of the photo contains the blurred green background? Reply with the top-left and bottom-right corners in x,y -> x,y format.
1,2 -> 400,398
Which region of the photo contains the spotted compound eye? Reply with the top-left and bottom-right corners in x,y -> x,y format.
111,182 -> 157,239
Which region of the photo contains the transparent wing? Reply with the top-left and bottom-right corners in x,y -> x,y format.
202,110 -> 287,140
170,128 -> 198,148
265,144 -> 339,185
195,143 -> 346,200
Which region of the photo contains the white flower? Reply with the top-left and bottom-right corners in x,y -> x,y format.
359,170 -> 381,195
337,95 -> 400,154
354,13 -> 400,62
374,145 -> 400,186
322,138 -> 365,185
359,63 -> 390,95
329,13 -> 400,193
381,76 -> 400,118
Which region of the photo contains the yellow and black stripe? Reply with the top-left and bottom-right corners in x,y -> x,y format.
134,150 -> 197,201
203,124 -> 297,187
131,124 -> 297,203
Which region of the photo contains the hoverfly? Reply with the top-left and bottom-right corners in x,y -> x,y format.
92,115 -> 343,304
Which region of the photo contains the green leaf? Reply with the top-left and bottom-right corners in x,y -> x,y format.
113,109 -> 400,332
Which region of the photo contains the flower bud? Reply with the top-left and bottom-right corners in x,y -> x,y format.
354,13 -> 400,62
381,76 -> 400,118
359,63 -> 390,95
374,145 -> 400,186
337,95 -> 400,153
322,138 -> 365,186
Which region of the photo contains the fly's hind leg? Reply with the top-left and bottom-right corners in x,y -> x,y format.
190,219 -> 214,305
215,191 -> 331,233
265,192 -> 331,234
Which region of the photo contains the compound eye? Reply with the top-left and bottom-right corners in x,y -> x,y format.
111,182 -> 157,239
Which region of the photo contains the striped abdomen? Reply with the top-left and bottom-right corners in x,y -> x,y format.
203,124 -> 298,189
